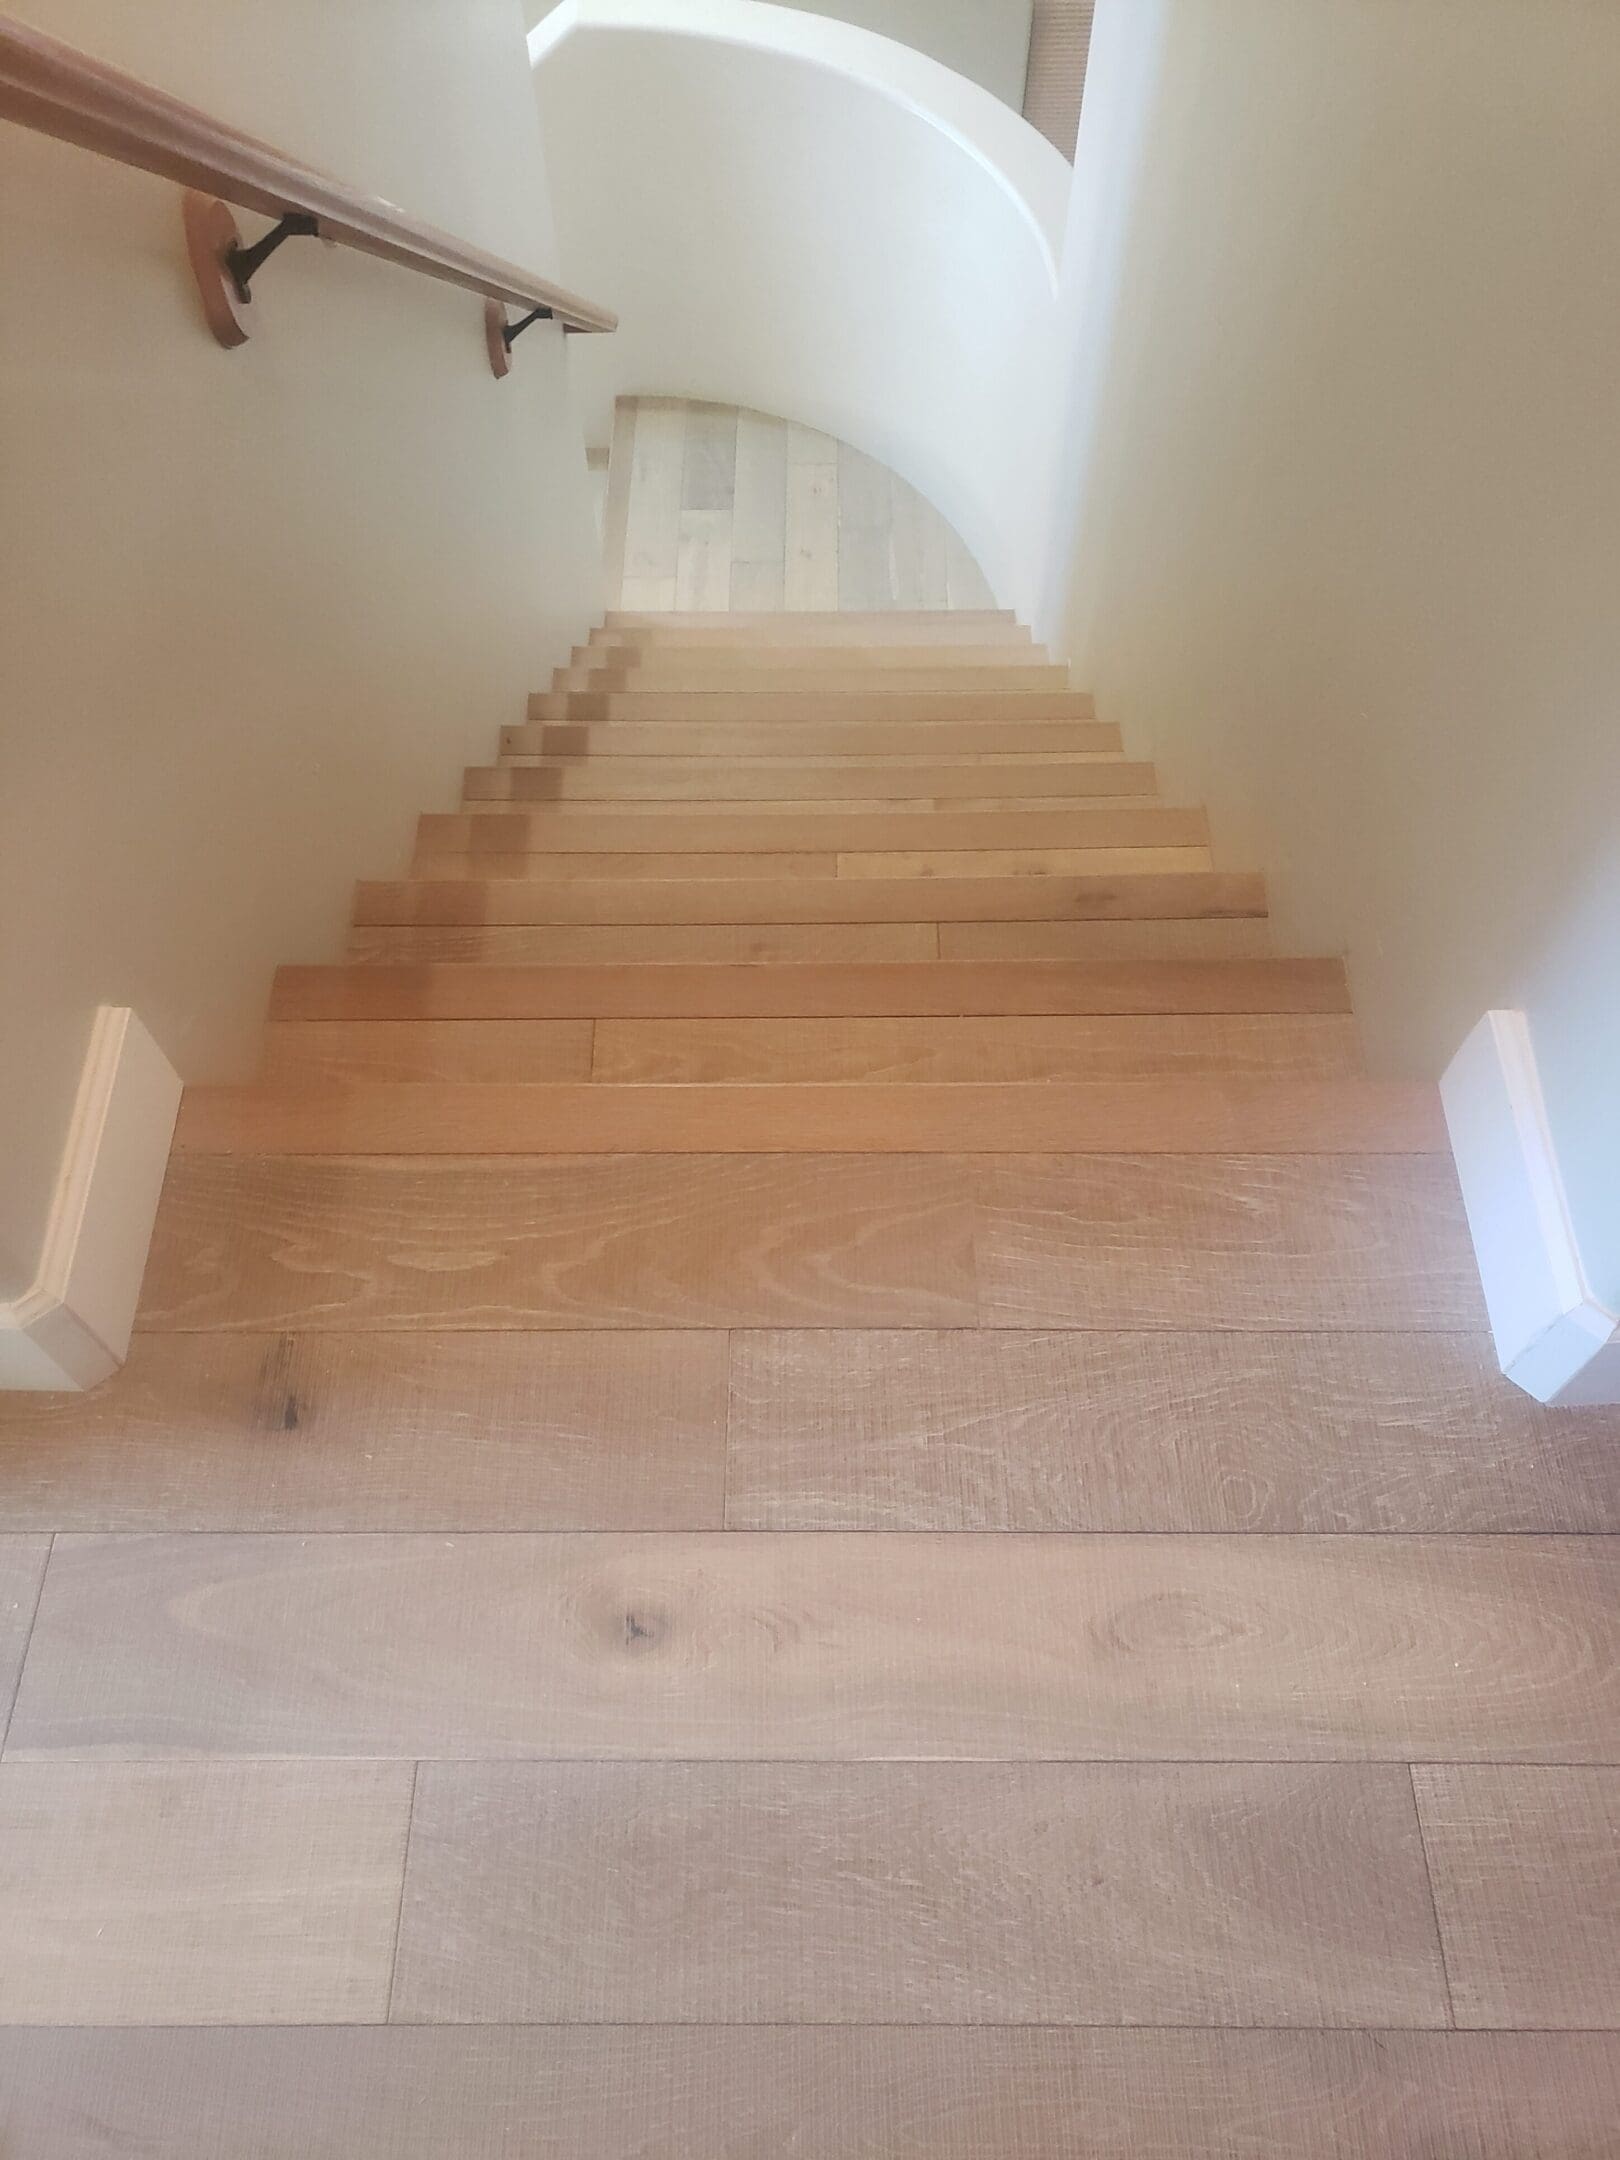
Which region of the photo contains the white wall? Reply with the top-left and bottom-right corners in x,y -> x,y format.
1044,0 -> 1620,1307
0,0 -> 602,1302
527,0 -> 1035,108
530,0 -> 1070,615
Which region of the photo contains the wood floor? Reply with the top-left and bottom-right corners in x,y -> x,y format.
603,398 -> 998,613
2,612 -> 1617,2154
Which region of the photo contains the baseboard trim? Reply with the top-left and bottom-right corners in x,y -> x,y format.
1440,1009 -> 1620,1407
0,1008 -> 182,1391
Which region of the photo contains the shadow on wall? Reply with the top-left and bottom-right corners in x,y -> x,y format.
601,397 -> 995,612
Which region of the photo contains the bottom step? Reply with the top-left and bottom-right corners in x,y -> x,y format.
175,1078 -> 1446,1156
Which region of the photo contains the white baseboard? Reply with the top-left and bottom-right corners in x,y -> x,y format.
0,1008 -> 182,1392
1440,1010 -> 1620,1407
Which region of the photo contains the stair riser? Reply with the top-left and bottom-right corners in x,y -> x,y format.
354,873 -> 1266,928
260,1015 -> 1362,1086
503,722 -> 1118,756
408,849 -> 1212,882
416,807 -> 1211,853
270,958 -> 1352,1022
526,692 -> 1095,722
464,765 -> 1159,803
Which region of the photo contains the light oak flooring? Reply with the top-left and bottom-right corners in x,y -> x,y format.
1,611 -> 1617,2154
604,398 -> 998,613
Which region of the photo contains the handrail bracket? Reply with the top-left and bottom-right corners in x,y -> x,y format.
484,298 -> 556,379
225,210 -> 321,303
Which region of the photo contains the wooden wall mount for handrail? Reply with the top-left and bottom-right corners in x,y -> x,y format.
0,11 -> 616,369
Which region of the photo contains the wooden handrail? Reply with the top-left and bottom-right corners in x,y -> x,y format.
0,11 -> 616,351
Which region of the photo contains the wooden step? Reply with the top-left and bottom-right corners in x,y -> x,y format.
411,848 -> 1211,883
5,2030 -> 1614,2157
587,1013 -> 1362,1083
347,924 -> 944,964
456,791 -> 1168,816
271,957 -> 1352,1021
174,1077 -> 1445,1156
556,664 -> 1072,695
136,1151 -> 1479,1332
502,718 -> 1118,757
259,1013 -> 1360,1086
577,639 -> 1053,670
939,918 -> 1274,960
600,609 -> 1023,642
345,920 -> 1279,965
526,689 -> 1094,722
415,804 -> 1212,854
355,872 -> 1264,929
464,761 -> 1158,803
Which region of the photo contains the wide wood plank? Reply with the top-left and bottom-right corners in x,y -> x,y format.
0,1537 -> 49,1744
975,1154 -> 1486,1330
529,690 -> 1092,723
346,923 -> 940,964
390,1761 -> 1446,2027
941,917 -> 1275,958
136,1155 -> 978,1330
260,1018 -> 594,1082
411,850 -> 842,881
599,638 -> 1051,668
0,1334 -> 726,1532
464,760 -> 1157,802
602,608 -> 1019,633
1414,1767 -> 1620,2029
353,871 -> 1266,925
172,1079 -> 1446,1158
725,1331 -> 1620,1531
834,845 -> 1212,876
2,2028 -> 1615,2158
0,1762 -> 410,2023
415,803 -> 1212,852
549,666 -> 1074,695
505,716 -> 1115,753
12,1532 -> 1615,1761
592,1013 -> 1362,1082
271,957 -> 1351,1021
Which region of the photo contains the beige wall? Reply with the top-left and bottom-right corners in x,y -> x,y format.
1052,0 -> 1620,1303
0,0 -> 602,1298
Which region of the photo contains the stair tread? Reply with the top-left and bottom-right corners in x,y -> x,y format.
354,871 -> 1266,927
417,806 -> 1211,850
174,1076 -> 1445,1155
271,957 -> 1350,1020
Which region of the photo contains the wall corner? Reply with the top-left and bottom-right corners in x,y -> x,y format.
0,1008 -> 182,1392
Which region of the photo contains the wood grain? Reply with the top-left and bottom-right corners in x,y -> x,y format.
390,1761 -> 1446,2026
12,1532 -> 1615,1762
463,760 -> 1158,803
0,1333 -> 725,1531
508,718 -> 1115,756
940,917 -> 1275,959
2,2027 -> 1615,2157
546,670 -> 1075,698
271,958 -> 1351,1021
591,1014 -> 1363,1082
352,872 -> 1264,926
605,639 -> 1050,669
0,1761 -> 410,2023
725,1331 -> 1620,1532
171,1078 -> 1446,1158
346,923 -> 940,964
1414,1767 -> 1620,2028
973,1154 -> 1487,1330
260,1019 -> 595,1082
415,805 -> 1209,852
0,1537 -> 49,1744
411,850 -> 843,881
136,1154 -> 978,1330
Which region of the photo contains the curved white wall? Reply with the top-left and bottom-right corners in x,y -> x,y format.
531,0 -> 1072,614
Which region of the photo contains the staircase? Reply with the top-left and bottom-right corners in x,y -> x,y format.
174,608 -> 1439,1160
13,614 -> 1617,2147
